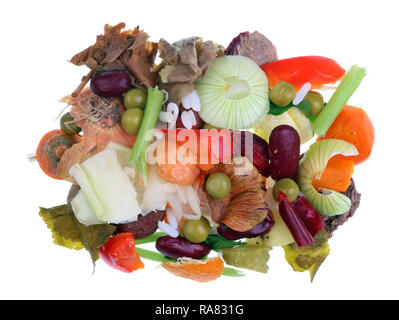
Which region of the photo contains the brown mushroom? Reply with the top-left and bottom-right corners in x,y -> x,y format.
203,157 -> 269,232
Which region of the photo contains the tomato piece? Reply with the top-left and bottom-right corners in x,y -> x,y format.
36,129 -> 81,179
99,233 -> 144,273
261,56 -> 345,90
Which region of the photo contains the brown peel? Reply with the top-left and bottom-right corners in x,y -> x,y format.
204,157 -> 269,232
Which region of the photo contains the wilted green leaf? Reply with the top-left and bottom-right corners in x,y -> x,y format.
204,234 -> 247,252
39,205 -> 116,266
283,229 -> 330,282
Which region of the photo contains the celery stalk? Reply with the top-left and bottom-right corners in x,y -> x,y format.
312,65 -> 366,137
129,87 -> 164,182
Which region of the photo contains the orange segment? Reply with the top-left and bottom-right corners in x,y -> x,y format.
312,156 -> 354,192
162,257 -> 225,283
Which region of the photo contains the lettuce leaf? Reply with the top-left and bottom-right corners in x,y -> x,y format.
39,205 -> 116,266
283,229 -> 330,282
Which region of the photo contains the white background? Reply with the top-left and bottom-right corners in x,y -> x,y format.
0,0 -> 397,300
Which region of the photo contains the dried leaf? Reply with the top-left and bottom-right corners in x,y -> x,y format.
39,205 -> 116,266
158,37 -> 225,104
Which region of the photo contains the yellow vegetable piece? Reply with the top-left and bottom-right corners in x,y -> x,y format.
283,230 -> 330,282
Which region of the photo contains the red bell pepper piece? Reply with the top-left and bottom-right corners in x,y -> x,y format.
261,56 -> 345,90
99,233 -> 144,273
292,196 -> 326,237
277,192 -> 314,247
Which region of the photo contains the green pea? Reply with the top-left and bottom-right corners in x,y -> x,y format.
303,91 -> 325,116
121,108 -> 144,135
60,112 -> 81,135
183,217 -> 211,243
206,172 -> 232,199
269,81 -> 297,107
123,88 -> 147,109
273,178 -> 299,202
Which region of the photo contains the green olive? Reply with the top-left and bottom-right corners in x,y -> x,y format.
202,123 -> 219,129
123,88 -> 147,109
121,108 -> 144,135
206,172 -> 232,199
60,112 -> 81,135
303,91 -> 325,116
183,217 -> 211,243
273,178 -> 299,202
269,81 -> 297,107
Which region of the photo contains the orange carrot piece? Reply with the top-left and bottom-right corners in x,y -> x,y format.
312,156 -> 354,192
319,105 -> 374,165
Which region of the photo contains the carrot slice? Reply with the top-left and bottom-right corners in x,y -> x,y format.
36,130 -> 81,179
312,156 -> 354,192
319,105 -> 374,165
162,256 -> 225,283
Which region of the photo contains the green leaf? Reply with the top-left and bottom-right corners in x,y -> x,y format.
283,229 -> 330,282
268,99 -> 311,117
204,234 -> 247,252
39,205 -> 116,266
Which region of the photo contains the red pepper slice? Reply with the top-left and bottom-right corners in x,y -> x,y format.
99,233 -> 144,273
261,56 -> 345,90
277,192 -> 314,247
292,196 -> 326,237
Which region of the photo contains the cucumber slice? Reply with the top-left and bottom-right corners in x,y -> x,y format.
297,139 -> 359,216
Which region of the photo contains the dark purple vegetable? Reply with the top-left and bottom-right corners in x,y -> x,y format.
269,125 -> 300,180
217,210 -> 275,240
234,131 -> 270,177
90,70 -> 131,97
155,236 -> 211,260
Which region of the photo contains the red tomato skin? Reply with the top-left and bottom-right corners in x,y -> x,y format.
261,56 -> 345,90
99,233 -> 144,273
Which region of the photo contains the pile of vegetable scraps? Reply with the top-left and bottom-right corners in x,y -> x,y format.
34,23 -> 374,282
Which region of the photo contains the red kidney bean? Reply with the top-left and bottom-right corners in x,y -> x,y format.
155,236 -> 211,260
268,125 -> 300,180
217,210 -> 275,240
90,70 -> 131,97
